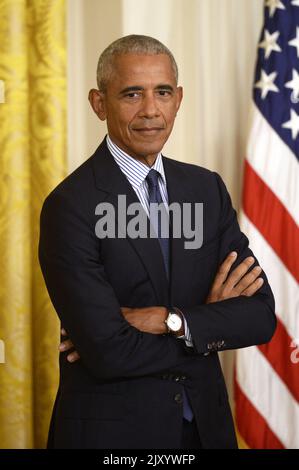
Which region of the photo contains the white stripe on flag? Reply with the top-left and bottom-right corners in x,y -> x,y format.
236,345 -> 299,448
247,104 -> 299,225
240,211 -> 299,340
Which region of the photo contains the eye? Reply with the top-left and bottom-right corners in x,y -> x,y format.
125,92 -> 140,99
157,90 -> 172,97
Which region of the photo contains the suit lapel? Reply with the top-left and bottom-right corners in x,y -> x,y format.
162,157 -> 199,304
92,139 -> 169,304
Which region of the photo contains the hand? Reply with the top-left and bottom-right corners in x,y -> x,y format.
59,306 -> 168,363
206,251 -> 264,304
58,328 -> 80,363
121,306 -> 168,334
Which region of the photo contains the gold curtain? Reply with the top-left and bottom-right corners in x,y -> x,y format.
0,0 -> 66,448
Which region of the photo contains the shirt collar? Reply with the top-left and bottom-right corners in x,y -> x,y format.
106,135 -> 167,190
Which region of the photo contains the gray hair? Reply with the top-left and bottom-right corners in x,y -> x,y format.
96,34 -> 178,92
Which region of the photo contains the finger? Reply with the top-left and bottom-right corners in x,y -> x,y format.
234,265 -> 262,295
224,256 -> 255,292
241,277 -> 264,297
67,351 -> 80,363
59,339 -> 74,352
61,328 -> 67,336
212,251 -> 238,290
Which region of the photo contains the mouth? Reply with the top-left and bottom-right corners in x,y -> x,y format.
132,127 -> 164,136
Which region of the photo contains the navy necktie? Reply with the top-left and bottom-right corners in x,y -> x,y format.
146,169 -> 169,278
146,169 -> 193,422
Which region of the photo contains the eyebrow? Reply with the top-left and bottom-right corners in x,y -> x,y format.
119,84 -> 174,95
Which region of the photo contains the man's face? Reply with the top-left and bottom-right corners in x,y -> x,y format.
91,53 -> 183,162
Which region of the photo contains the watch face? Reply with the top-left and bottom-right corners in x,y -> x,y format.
167,313 -> 182,332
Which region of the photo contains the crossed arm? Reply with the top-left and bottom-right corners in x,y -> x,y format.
60,251 -> 264,362
40,171 -> 275,379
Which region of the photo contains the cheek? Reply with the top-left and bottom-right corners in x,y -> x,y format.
115,108 -> 137,131
163,105 -> 177,126
107,112 -> 128,135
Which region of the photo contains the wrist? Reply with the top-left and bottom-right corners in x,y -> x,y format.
162,307 -> 168,334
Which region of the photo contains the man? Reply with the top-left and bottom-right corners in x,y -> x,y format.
39,35 -> 276,449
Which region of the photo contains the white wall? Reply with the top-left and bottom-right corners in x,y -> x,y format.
68,0 -> 263,208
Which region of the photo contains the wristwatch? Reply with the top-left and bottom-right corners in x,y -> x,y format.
165,308 -> 183,334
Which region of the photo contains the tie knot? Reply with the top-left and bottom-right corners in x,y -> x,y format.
146,169 -> 160,188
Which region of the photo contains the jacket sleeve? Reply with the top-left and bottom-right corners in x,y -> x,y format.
39,188 -> 192,382
181,172 -> 277,354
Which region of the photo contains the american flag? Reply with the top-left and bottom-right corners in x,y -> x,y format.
235,0 -> 299,448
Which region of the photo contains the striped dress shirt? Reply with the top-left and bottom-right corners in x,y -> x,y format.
107,135 -> 193,347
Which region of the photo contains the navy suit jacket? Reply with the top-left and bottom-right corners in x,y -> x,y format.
39,138 -> 276,449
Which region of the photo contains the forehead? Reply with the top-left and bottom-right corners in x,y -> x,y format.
109,53 -> 176,88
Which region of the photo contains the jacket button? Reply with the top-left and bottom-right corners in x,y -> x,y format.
174,393 -> 183,404
174,376 -> 180,382
181,375 -> 186,381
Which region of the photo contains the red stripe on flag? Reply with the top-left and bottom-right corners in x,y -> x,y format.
258,316 -> 299,403
242,160 -> 299,282
234,379 -> 284,449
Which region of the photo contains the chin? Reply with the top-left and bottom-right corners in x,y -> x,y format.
135,145 -> 163,158
134,138 -> 166,154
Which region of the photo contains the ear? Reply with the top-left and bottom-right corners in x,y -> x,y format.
88,89 -> 107,121
175,86 -> 183,113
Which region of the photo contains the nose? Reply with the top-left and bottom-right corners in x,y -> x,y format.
139,92 -> 160,119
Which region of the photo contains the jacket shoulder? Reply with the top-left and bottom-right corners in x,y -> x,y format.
162,156 -> 216,179
48,155 -> 96,201
162,156 -> 224,193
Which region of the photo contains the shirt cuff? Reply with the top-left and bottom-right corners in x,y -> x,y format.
176,310 -> 194,348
